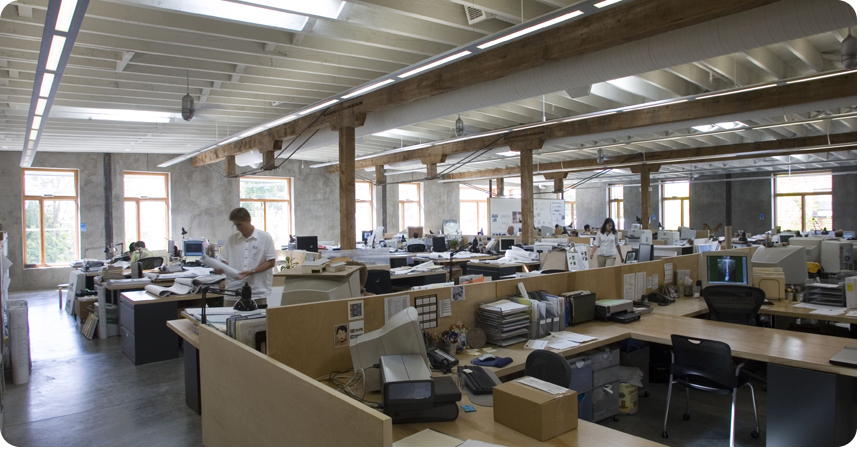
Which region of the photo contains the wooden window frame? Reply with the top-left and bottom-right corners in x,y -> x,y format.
123,171 -> 171,251
774,172 -> 832,232
609,184 -> 623,228
661,181 -> 690,229
558,192 -> 575,226
22,168 -> 80,267
355,180 -> 374,240
399,182 -> 422,231
459,186 -> 488,235
239,176 -> 293,238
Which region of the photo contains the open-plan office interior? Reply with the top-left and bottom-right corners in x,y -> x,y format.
0,0 -> 857,447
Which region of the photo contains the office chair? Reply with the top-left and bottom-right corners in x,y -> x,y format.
406,244 -> 426,253
662,334 -> 760,447
138,256 -> 164,270
701,285 -> 765,326
524,350 -> 571,388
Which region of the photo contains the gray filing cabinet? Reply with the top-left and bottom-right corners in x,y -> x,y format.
586,347 -> 620,422
566,356 -> 593,422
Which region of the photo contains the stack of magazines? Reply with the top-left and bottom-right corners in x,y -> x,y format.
476,299 -> 531,346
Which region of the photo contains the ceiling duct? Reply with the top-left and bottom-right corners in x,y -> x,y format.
277,0 -> 856,157
464,5 -> 495,25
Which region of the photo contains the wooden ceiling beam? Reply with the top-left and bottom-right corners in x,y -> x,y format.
193,0 -> 779,166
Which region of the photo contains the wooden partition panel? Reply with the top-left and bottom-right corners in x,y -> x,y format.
568,266 -> 622,299
199,326 -> 391,446
494,272 -> 570,298
266,283 -> 497,378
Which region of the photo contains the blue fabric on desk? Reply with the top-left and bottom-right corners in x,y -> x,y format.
471,356 -> 513,368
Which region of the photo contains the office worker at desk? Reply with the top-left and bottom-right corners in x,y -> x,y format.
216,207 -> 277,307
590,218 -> 622,267
129,241 -> 154,263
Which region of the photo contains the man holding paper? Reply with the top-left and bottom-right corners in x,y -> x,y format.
216,207 -> 277,307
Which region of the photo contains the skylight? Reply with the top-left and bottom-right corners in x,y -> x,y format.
231,0 -> 346,19
49,106 -> 178,123
692,121 -> 747,132
108,0 -> 310,31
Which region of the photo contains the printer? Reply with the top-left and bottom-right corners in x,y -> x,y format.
379,355 -> 461,424
595,299 -> 640,323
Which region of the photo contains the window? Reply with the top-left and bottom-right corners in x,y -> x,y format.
240,177 -> 292,248
661,181 -> 690,230
561,189 -> 576,227
399,183 -> 421,231
460,186 -> 489,235
22,168 -> 79,266
609,184 -> 624,230
123,172 -> 170,251
355,181 -> 374,240
775,173 -> 832,232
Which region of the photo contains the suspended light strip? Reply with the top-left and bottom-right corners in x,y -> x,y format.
398,51 -> 471,79
562,111 -> 617,122
295,99 -> 339,116
39,73 -> 55,97
477,10 -> 583,50
594,0 -> 624,7
45,35 -> 66,71
342,79 -> 395,99
31,116 -> 42,129
622,99 -> 688,112
696,83 -> 777,99
786,69 -> 857,84
55,0 -> 79,32
35,98 -> 47,116
263,114 -> 298,128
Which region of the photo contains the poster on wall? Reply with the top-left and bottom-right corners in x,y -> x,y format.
489,198 -> 565,235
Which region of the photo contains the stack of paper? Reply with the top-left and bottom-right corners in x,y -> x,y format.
99,265 -> 125,280
144,278 -> 199,297
477,300 -> 531,346
105,277 -> 151,289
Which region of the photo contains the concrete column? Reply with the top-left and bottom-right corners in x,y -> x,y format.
376,165 -> 386,232
225,155 -> 236,177
640,168 -> 651,229
496,178 -> 504,197
427,163 -> 437,178
520,149 -> 534,245
339,126 -> 356,249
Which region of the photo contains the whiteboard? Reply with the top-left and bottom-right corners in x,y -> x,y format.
488,198 -> 566,235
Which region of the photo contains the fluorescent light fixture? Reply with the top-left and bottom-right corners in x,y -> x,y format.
40,73 -> 55,97
562,111 -> 617,122
296,99 -> 339,116
32,116 -> 42,129
220,136 -> 241,145
29,140 -> 36,150
342,79 -> 395,99
622,99 -> 688,112
263,114 -> 298,128
496,151 -> 520,157
55,0 -> 79,32
697,83 -> 777,100
512,123 -> 546,132
692,121 -> 747,133
753,119 -> 824,130
29,130 -> 39,140
122,0 -> 308,31
786,70 -> 856,84
35,98 -> 47,116
238,126 -> 266,138
594,0 -> 624,7
398,51 -> 471,78
48,106 -> 175,123
45,35 -> 67,72
477,10 -> 583,49
233,0 -> 345,19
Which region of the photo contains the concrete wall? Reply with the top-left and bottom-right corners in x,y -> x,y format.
623,184 -> 659,229
575,184 -> 608,231
690,175 -> 728,237
423,179 -> 459,234
729,172 -> 773,236
1,151 -> 339,291
832,167 -> 857,232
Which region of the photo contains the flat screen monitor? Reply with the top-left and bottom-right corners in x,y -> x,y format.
432,236 -> 447,252
779,234 -> 793,244
500,238 -> 515,251
638,244 -> 653,262
296,236 -> 318,253
700,251 -> 750,288
361,230 -> 373,242
183,240 -> 204,257
625,251 -> 637,264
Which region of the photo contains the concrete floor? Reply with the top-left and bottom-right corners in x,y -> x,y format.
1,290 -> 202,447
2,289 -> 767,447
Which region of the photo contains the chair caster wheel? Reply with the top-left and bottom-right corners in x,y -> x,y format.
683,413 -> 690,421
662,431 -> 669,439
751,431 -> 760,439
613,415 -> 619,422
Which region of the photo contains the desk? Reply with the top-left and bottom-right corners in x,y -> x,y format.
466,261 -> 538,280
167,319 -> 202,414
652,297 -> 858,324
120,290 -> 222,365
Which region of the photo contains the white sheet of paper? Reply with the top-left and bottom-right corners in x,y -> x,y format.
200,255 -> 241,279
517,376 -> 571,395
548,339 -> 579,351
623,273 -> 635,300
551,331 -> 597,343
664,263 -> 673,284
524,340 -> 548,350
384,295 -> 411,322
439,298 -> 452,317
652,274 -> 659,290
636,272 -> 645,297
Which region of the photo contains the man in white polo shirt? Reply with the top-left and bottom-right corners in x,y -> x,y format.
216,207 -> 277,307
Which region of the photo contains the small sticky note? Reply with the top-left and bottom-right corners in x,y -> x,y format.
462,405 -> 476,412
481,347 -> 496,353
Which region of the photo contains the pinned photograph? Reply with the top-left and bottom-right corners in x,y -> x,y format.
452,285 -> 466,302
347,299 -> 364,320
334,324 -> 349,348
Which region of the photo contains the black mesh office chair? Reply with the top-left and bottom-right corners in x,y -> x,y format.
406,244 -> 426,253
702,285 -> 765,326
524,350 -> 571,388
138,256 -> 163,270
662,335 -> 760,447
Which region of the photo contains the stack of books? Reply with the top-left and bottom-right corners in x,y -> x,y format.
99,265 -> 125,280
476,300 -> 531,346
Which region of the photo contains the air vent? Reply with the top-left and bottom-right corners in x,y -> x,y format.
464,5 -> 495,25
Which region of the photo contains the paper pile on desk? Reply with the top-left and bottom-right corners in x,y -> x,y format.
477,300 -> 531,346
145,266 -> 213,281
105,277 -> 150,289
144,278 -> 200,297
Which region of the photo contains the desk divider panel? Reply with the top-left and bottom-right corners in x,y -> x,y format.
198,325 -> 391,447
494,272 -> 570,298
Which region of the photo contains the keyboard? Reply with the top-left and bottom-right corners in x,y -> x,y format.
462,365 -> 496,395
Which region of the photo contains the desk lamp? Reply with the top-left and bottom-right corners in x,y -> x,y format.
192,278 -> 257,326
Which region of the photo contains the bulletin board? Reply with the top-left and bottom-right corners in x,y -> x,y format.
488,198 -> 566,235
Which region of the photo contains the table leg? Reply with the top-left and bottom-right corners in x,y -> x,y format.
183,339 -> 201,415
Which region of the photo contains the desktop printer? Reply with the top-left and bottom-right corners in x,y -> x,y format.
595,299 -> 641,323
379,355 -> 461,424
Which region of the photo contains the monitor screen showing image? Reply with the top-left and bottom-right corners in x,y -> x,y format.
183,241 -> 204,256
706,255 -> 748,285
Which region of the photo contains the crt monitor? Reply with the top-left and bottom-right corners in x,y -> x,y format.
500,238 -> 515,251
699,250 -> 751,289
432,236 -> 447,252
789,236 -> 825,263
296,236 -> 318,252
638,243 -> 653,262
183,240 -> 204,257
540,226 -> 554,237
361,230 -> 374,242
350,307 -> 430,393
751,245 -> 808,285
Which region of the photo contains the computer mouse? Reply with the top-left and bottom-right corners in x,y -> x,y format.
478,354 -> 496,361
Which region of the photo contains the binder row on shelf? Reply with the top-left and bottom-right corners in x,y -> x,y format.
475,283 -> 568,346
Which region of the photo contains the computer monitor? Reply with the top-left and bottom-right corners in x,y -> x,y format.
296,236 -> 318,252
679,227 -> 696,241
500,238 -> 515,251
540,226 -> 554,237
361,230 -> 374,242
778,233 -> 794,244
788,236 -> 825,263
407,226 -> 424,239
350,307 -> 430,393
432,236 -> 447,252
751,245 -> 808,285
699,250 -> 751,289
638,243 -> 653,262
657,231 -> 679,245
183,240 -> 204,257
279,271 -> 361,306
625,251 -> 637,264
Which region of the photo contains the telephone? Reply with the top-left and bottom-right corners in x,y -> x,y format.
647,292 -> 675,306
427,348 -> 459,372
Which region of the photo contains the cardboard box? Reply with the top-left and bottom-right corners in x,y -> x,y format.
753,267 -> 785,300
74,296 -> 97,322
493,377 -> 578,441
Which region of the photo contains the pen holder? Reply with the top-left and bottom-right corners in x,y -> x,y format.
437,340 -> 456,355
